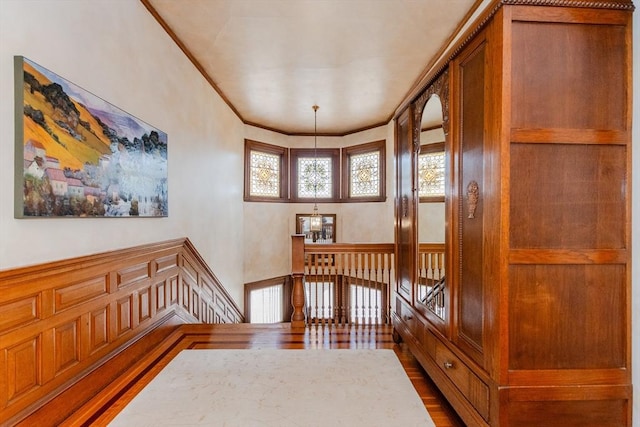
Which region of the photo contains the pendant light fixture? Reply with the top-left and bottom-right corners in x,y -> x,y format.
309,105 -> 322,235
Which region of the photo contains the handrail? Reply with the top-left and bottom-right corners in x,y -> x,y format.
304,243 -> 395,254
291,237 -> 396,327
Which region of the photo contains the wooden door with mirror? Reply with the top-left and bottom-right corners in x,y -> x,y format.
412,71 -> 450,336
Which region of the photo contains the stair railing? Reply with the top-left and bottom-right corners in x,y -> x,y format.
291,235 -> 395,327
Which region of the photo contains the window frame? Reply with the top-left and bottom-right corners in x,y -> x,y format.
342,140 -> 386,202
244,139 -> 289,202
244,276 -> 292,323
418,141 -> 445,203
289,147 -> 341,203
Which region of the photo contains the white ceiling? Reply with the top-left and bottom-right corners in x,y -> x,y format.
144,0 -> 482,135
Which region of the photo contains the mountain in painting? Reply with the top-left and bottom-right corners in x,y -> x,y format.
19,57 -> 168,218
86,106 -> 160,145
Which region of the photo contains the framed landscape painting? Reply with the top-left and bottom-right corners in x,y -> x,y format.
14,56 -> 168,218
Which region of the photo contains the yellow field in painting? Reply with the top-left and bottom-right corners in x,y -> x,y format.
22,61 -> 111,170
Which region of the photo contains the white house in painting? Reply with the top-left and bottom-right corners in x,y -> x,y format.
45,168 -> 68,197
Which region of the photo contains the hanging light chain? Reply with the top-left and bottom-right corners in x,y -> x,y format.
313,105 -> 319,202
310,105 -> 322,235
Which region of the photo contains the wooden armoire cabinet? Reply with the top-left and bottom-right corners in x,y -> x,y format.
392,1 -> 634,426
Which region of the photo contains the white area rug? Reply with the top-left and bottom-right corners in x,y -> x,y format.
109,349 -> 435,427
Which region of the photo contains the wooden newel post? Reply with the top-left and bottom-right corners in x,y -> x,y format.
291,234 -> 306,328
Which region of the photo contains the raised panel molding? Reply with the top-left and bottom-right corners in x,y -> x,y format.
0,295 -> 40,333
89,306 -> 110,355
55,276 -> 108,312
5,336 -> 40,403
182,256 -> 198,284
155,253 -> 179,274
138,286 -> 152,323
169,275 -> 179,305
192,290 -> 200,319
182,281 -> 191,312
117,262 -> 151,289
0,238 -> 243,424
155,280 -> 167,312
53,319 -> 80,375
116,296 -> 133,336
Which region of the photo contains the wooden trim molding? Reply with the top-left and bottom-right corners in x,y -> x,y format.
139,0 -> 242,120
0,238 -> 243,425
501,0 -> 634,9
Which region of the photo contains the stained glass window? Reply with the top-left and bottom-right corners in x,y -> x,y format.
250,150 -> 280,197
244,139 -> 287,202
418,148 -> 445,198
297,157 -> 332,198
350,151 -> 379,197
343,140 -> 385,202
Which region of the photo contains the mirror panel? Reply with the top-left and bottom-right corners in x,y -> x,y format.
416,95 -> 446,320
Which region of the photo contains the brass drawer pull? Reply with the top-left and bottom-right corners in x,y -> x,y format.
443,361 -> 454,369
403,315 -> 413,321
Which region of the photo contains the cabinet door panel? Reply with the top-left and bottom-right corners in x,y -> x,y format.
453,40 -> 486,363
395,109 -> 415,301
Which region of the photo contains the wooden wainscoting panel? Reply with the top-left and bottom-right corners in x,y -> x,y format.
200,277 -> 214,300
0,295 -> 40,334
54,276 -> 108,312
154,253 -> 179,274
181,254 -> 198,284
181,279 -> 191,313
200,278 -> 214,324
215,292 -> 228,316
89,306 -> 110,355
0,238 -> 243,425
53,319 -> 80,375
169,275 -> 179,306
16,312 -> 187,427
204,302 -> 215,324
138,285 -> 152,323
116,295 -> 133,337
5,336 -> 40,403
155,279 -> 167,313
116,261 -> 151,289
192,289 -> 200,319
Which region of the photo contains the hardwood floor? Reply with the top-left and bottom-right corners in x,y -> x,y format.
75,323 -> 465,426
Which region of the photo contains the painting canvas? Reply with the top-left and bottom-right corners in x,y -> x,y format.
14,56 -> 168,218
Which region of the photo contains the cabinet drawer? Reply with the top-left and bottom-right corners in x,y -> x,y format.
435,341 -> 489,421
396,299 -> 418,335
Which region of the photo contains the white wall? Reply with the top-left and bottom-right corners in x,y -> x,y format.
0,1 -> 246,305
242,122 -> 395,283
